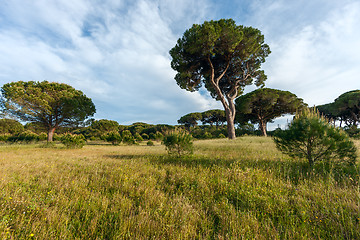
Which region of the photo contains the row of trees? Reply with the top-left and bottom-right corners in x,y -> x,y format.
178,110 -> 226,128
317,90 -> 360,127
178,88 -> 307,136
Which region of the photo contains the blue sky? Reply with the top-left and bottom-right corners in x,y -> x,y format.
0,0 -> 359,129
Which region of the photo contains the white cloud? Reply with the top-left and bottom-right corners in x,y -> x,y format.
0,0 -> 217,124
262,1 -> 360,105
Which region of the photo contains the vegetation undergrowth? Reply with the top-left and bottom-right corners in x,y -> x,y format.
0,137 -> 359,239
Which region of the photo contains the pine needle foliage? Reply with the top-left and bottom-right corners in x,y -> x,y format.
162,129 -> 194,157
274,108 -> 357,166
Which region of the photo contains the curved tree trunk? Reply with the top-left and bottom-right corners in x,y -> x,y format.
225,100 -> 237,139
259,120 -> 267,137
226,112 -> 236,139
207,56 -> 237,139
47,127 -> 56,142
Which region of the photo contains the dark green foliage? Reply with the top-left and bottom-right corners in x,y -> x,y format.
344,125 -> 360,139
0,81 -> 96,141
0,118 -> 24,135
218,133 -> 226,138
190,125 -> 227,139
61,133 -> 86,149
236,88 -> 306,136
201,109 -> 226,127
274,108 -> 357,166
331,90 -> 360,126
122,130 -> 136,145
317,90 -> 360,127
134,133 -> 143,142
8,130 -> 39,143
24,122 -> 47,134
236,122 -> 257,136
103,132 -> 122,145
88,119 -> 119,138
178,112 -> 202,128
141,133 -> 149,140
170,19 -> 270,139
147,140 -> 154,146
162,130 -> 194,157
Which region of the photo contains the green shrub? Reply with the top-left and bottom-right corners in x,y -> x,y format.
274,108 -> 357,166
155,131 -> 164,141
38,132 -> 47,141
203,132 -> 213,139
121,130 -> 136,145
141,133 -> 149,140
8,131 -> 39,143
134,133 -> 144,142
0,134 -> 10,142
149,132 -> 156,140
162,130 -> 194,157
218,133 -> 226,138
103,132 -> 122,145
61,133 -> 86,149
147,140 -> 154,146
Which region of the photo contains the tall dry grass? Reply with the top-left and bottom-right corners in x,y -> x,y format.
0,137 -> 359,239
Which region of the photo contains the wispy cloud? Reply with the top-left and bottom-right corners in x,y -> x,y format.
261,1 -> 360,105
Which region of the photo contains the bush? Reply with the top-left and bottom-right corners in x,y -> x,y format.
162,130 -> 194,157
38,132 -> 48,141
218,133 -> 226,138
0,134 -> 10,142
141,133 -> 149,140
121,130 -> 136,145
134,133 -> 144,142
7,131 -> 39,143
274,108 -> 357,166
61,133 -> 86,149
147,140 -> 154,146
103,132 -> 122,145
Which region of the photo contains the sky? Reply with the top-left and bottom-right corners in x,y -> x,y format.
0,0 -> 359,129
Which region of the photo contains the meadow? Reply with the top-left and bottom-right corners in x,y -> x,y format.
0,137 -> 359,239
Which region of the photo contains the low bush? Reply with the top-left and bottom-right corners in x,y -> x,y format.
7,131 -> 39,143
103,132 -> 122,145
147,140 -> 154,146
162,129 -> 193,157
61,133 -> 86,149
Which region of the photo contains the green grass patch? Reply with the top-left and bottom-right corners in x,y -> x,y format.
0,137 -> 359,239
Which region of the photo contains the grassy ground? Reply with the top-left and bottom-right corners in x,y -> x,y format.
0,137 -> 359,239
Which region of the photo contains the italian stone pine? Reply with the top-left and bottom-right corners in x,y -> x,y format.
170,19 -> 270,139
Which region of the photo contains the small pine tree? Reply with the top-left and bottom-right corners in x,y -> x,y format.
274,108 -> 357,166
162,129 -> 194,157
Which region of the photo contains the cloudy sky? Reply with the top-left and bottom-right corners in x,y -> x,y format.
0,0 -> 359,128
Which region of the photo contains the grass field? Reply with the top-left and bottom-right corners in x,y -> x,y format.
1,137 -> 359,239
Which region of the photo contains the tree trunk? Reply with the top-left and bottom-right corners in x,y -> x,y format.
207,56 -> 236,139
47,127 -> 56,142
225,107 -> 236,139
259,120 -> 267,137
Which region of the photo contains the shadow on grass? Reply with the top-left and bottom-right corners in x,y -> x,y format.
104,154 -> 148,160
149,153 -> 360,186
149,154 -> 239,168
104,151 -> 359,186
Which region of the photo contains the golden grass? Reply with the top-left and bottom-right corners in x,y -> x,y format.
0,137 -> 359,239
